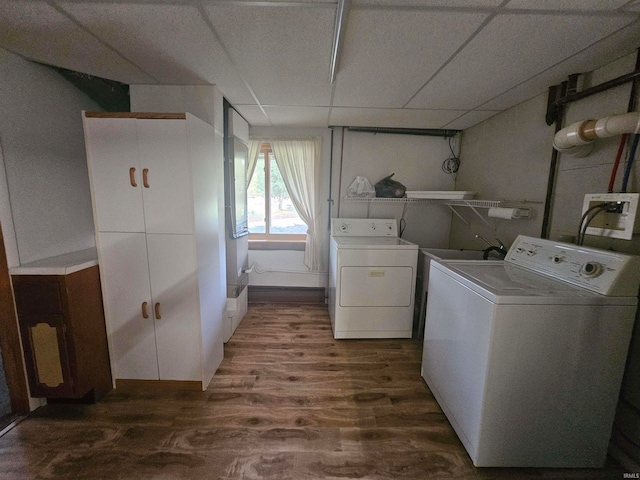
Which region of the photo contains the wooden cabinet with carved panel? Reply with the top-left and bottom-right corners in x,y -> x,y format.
11,251 -> 112,401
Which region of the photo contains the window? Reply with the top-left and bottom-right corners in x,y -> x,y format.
247,143 -> 306,241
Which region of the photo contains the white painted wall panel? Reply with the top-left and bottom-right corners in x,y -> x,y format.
0,48 -> 98,265
451,93 -> 552,250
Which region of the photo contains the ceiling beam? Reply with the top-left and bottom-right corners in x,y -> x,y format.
329,0 -> 351,84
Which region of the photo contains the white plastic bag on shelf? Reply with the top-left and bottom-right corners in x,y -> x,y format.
347,176 -> 376,198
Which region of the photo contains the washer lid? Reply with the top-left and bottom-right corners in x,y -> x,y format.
432,260 -> 637,305
332,236 -> 418,249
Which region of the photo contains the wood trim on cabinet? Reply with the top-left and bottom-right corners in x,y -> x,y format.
84,112 -> 187,120
64,267 -> 112,401
0,224 -> 29,414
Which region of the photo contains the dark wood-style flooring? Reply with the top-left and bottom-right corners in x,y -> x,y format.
0,303 -> 626,479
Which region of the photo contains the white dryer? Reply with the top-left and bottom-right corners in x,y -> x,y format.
421,235 -> 640,468
329,218 -> 418,339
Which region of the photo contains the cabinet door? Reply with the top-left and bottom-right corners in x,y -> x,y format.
146,234 -> 200,381
19,315 -> 73,397
136,119 -> 194,235
12,277 -> 73,397
84,117 -> 146,233
98,232 -> 159,380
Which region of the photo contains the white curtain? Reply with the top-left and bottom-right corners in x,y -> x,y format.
270,138 -> 323,271
247,139 -> 261,186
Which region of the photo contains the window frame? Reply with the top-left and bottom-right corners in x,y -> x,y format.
248,143 -> 306,243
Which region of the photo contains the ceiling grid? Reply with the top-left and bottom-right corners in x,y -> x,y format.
0,0 -> 637,129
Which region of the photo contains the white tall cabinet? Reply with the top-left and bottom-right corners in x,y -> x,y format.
82,112 -> 226,390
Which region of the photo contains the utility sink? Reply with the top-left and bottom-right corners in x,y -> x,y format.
420,248 -> 486,262
415,248 -> 488,339
420,248 -> 487,294
420,248 -> 496,292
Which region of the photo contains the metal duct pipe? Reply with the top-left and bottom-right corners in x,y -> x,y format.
345,126 -> 459,137
553,111 -> 640,157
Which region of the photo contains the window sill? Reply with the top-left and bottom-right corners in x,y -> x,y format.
249,240 -> 305,251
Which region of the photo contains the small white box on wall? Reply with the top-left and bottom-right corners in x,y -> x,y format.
581,193 -> 640,240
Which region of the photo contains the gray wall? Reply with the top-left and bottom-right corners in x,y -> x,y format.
0,48 -> 99,267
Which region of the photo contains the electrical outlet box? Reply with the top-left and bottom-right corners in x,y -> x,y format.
581,193 -> 639,240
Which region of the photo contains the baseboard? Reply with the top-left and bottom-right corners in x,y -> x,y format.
115,379 -> 203,391
248,286 -> 326,304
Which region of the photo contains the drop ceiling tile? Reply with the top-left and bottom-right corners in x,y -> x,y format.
354,1 -> 503,6
233,105 -> 271,127
442,110 -> 500,130
58,2 -> 254,104
625,1 -> 640,11
480,19 -> 640,111
263,106 -> 331,127
505,0 -> 629,10
243,0 -> 324,2
407,13 -> 637,110
204,4 -> 335,106
0,0 -> 153,83
329,107 -> 462,128
333,8 -> 488,108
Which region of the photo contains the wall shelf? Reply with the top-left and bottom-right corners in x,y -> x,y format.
342,196 -> 539,228
343,197 -> 501,208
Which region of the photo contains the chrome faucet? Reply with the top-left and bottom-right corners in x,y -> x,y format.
475,234 -> 508,259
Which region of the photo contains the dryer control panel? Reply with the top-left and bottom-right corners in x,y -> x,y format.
506,235 -> 640,296
331,218 -> 398,237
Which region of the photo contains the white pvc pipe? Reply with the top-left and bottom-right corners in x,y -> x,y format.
594,112 -> 640,137
553,111 -> 640,157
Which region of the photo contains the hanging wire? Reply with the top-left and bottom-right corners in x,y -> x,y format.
399,218 -> 407,237
442,134 -> 461,181
398,201 -> 411,237
577,202 -> 614,245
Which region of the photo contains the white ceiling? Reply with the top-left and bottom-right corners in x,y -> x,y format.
0,0 -> 639,130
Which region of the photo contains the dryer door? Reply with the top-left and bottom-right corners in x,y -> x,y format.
340,266 -> 413,307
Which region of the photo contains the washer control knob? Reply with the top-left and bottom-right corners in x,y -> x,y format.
552,255 -> 563,264
339,223 -> 349,233
581,261 -> 603,277
369,223 -> 376,230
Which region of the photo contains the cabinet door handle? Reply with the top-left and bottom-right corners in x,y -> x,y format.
141,301 -> 149,319
143,168 -> 150,188
154,302 -> 161,320
129,167 -> 137,187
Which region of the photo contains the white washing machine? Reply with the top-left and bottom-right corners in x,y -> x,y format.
329,218 -> 418,339
421,235 -> 640,468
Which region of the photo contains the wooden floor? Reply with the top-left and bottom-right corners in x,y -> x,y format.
0,303 -> 626,479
